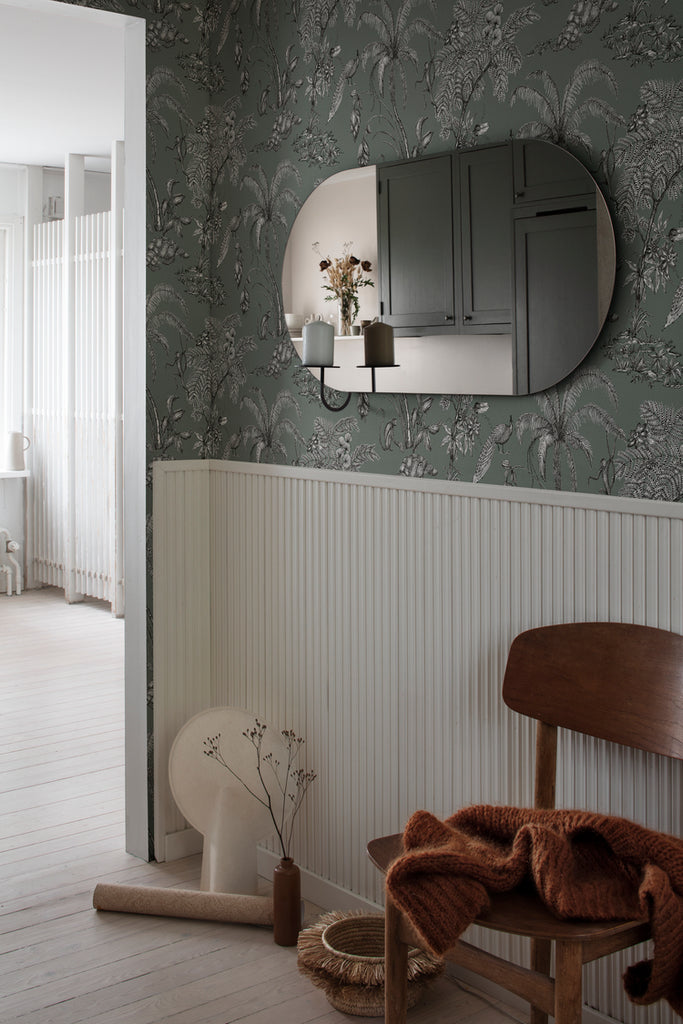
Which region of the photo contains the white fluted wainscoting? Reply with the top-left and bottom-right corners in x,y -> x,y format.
153,459 -> 683,1024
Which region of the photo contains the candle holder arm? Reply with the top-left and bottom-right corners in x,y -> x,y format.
319,366 -> 352,413
356,365 -> 400,394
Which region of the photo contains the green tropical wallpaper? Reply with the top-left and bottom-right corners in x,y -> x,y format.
65,0 -> 681,498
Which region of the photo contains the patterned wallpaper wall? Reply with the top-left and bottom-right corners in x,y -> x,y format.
66,0 -> 681,499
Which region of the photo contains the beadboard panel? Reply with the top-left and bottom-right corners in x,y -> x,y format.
153,460 -> 683,1024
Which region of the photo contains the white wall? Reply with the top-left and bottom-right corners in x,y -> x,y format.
41,166 -> 112,217
282,166 -> 379,327
0,0 -> 125,170
0,163 -> 111,219
0,164 -> 24,214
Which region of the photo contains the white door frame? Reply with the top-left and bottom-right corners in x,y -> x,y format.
121,12 -> 148,860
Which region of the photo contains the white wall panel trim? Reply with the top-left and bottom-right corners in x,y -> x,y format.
158,457 -> 683,521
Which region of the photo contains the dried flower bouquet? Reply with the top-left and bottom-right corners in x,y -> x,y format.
314,241 -> 374,334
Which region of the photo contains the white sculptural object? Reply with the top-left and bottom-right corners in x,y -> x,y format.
169,707 -> 291,895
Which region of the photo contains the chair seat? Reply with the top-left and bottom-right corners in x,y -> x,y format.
367,833 -> 650,946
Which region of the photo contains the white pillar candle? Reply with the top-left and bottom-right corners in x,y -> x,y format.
302,319 -> 335,366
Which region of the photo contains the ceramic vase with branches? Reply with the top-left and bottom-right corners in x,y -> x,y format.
204,719 -> 316,945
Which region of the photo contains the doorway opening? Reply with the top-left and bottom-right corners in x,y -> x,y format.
0,0 -> 147,857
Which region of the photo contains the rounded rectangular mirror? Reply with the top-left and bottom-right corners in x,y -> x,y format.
282,140 -> 615,397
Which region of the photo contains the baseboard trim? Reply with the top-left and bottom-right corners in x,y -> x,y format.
256,848 -> 382,914
163,826 -> 203,862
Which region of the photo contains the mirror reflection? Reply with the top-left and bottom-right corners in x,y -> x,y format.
282,140 -> 615,396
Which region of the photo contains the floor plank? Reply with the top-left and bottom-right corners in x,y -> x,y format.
0,588 -> 525,1023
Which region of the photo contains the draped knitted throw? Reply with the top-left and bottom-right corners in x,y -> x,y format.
386,805 -> 683,1015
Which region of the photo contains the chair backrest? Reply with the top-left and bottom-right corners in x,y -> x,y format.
503,623 -> 683,808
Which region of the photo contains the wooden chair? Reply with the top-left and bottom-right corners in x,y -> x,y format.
367,622 -> 683,1024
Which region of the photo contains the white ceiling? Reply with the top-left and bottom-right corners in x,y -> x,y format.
0,0 -> 125,171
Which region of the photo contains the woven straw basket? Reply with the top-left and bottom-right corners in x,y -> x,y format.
297,911 -> 443,1017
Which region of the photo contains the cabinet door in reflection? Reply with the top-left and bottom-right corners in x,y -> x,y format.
514,208 -> 598,395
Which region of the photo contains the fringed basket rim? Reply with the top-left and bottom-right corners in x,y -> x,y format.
297,910 -> 443,990
321,915 -> 385,963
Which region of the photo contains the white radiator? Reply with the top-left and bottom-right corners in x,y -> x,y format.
153,460 -> 683,1024
73,212 -> 113,601
31,210 -> 122,608
31,220 -> 65,590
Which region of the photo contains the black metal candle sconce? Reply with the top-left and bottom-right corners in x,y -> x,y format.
317,366 -> 351,412
306,319 -> 398,412
315,361 -> 400,412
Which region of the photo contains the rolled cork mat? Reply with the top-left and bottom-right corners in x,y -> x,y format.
92,883 -> 273,926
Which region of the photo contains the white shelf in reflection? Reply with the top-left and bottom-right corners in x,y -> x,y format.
293,333 -> 513,395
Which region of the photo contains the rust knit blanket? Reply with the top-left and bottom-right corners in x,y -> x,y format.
385,805 -> 683,1014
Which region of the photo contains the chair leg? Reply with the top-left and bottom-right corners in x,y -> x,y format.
385,893 -> 409,1024
554,941 -> 583,1024
530,937 -> 551,1024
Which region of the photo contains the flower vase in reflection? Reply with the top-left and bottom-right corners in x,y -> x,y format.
314,242 -> 374,338
338,300 -> 352,337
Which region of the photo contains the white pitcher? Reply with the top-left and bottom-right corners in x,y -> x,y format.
4,432 -> 30,472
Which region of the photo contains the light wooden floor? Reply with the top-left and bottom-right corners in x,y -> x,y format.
1,588 -> 525,1024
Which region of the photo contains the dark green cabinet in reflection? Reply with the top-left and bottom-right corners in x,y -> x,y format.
513,139 -> 590,204
459,145 -> 513,330
369,138 -> 612,393
514,208 -> 598,394
377,146 -> 512,335
377,155 -> 455,330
